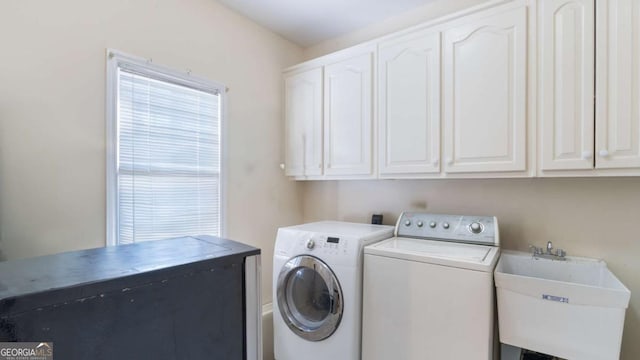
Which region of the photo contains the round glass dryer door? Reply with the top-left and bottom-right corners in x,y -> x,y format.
277,255 -> 343,341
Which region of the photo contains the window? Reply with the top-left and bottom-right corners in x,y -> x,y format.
106,50 -> 224,245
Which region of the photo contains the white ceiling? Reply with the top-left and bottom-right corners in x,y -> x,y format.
217,0 -> 440,47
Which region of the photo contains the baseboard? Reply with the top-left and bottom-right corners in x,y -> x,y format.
262,303 -> 274,360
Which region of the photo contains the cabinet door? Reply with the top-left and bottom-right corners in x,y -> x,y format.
596,0 -> 640,169
284,68 -> 323,177
324,53 -> 373,176
540,0 -> 595,171
442,7 -> 528,173
378,30 -> 441,176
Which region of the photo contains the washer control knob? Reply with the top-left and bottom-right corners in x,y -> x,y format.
442,222 -> 450,229
306,239 -> 315,250
429,221 -> 437,228
404,220 -> 411,226
469,222 -> 483,234
417,221 -> 424,227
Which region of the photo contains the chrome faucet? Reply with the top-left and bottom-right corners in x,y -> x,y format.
530,241 -> 566,260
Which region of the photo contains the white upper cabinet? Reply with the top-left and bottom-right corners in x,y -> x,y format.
284,68 -> 323,177
378,30 -> 441,177
442,6 -> 528,174
283,0 -> 640,179
596,0 -> 640,169
324,52 -> 374,176
539,0 -> 595,171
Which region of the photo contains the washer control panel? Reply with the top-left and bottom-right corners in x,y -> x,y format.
396,212 -> 499,246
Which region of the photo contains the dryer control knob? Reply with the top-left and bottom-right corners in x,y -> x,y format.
306,239 -> 315,250
404,220 -> 411,226
416,221 -> 424,227
429,221 -> 437,228
442,222 -> 450,229
469,222 -> 483,234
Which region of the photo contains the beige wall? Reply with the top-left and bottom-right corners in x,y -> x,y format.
302,179 -> 640,358
0,0 -> 304,304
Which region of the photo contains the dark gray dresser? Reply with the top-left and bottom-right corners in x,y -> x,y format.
0,236 -> 261,360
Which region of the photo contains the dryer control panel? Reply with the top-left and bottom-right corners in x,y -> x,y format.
300,235 -> 359,267
275,231 -> 356,266
304,235 -> 350,256
396,212 -> 499,246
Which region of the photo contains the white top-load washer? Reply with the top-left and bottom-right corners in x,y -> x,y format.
273,221 -> 394,360
362,212 -> 501,360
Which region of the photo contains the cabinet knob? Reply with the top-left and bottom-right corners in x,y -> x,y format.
446,157 -> 453,165
582,151 -> 592,160
599,149 -> 610,158
433,158 -> 439,166
279,163 -> 285,170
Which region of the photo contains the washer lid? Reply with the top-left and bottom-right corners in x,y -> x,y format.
365,237 -> 500,272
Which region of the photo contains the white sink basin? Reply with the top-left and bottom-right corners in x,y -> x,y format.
495,250 -> 630,360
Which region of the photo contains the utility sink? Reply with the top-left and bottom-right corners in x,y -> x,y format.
495,250 -> 630,360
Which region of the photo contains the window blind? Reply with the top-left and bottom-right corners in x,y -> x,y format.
117,68 -> 221,244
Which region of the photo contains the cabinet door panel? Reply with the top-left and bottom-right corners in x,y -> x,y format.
540,0 -> 595,170
379,30 -> 441,176
596,0 -> 640,169
443,7 -> 528,173
324,53 -> 373,176
284,68 -> 323,177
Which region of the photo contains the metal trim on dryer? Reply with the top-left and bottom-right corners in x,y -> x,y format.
276,255 -> 344,341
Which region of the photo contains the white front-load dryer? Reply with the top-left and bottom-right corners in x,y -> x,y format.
273,221 -> 394,360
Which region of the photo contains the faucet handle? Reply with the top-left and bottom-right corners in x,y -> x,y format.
555,249 -> 566,257
546,241 -> 553,254
529,245 -> 540,255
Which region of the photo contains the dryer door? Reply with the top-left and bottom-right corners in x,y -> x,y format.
276,255 -> 343,341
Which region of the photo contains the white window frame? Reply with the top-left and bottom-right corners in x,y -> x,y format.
105,49 -> 227,246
